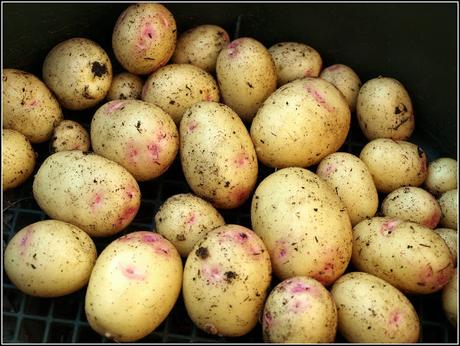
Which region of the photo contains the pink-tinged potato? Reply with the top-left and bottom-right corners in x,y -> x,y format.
50,120 -> 91,153
424,157 -> 457,196
352,217 -> 454,294
85,231 -> 182,342
106,72 -> 144,101
262,277 -> 337,343
331,272 -> 420,343
112,3 -> 177,75
183,225 -> 271,337
33,151 -> 141,237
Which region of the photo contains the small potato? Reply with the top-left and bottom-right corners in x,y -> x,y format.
442,271 -> 457,326
112,3 -> 177,75
154,193 -> 225,257
142,64 -> 220,125
357,76 -> 415,140
183,225 -> 272,337
381,187 -> 442,229
3,129 -> 36,191
216,37 -> 277,122
3,69 -> 63,143
91,100 -> 179,181
85,231 -> 182,342
172,25 -> 230,73
4,220 -> 96,297
352,217 -> 454,294
320,64 -> 362,112
424,158 -> 457,196
359,138 -> 428,193
106,72 -> 144,101
438,189 -> 458,229
42,38 -> 112,110
269,42 -> 323,86
262,277 -> 337,343
331,272 -> 420,343
316,152 -> 378,226
50,120 -> 91,153
433,228 -> 457,264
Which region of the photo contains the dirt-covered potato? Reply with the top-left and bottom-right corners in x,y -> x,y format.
91,100 -> 179,181
106,72 -> 144,101
316,152 -> 378,226
3,69 -> 63,143
357,76 -> 415,140
331,272 -> 420,343
154,193 -> 225,257
112,3 -> 176,75
4,220 -> 96,297
352,217 -> 454,294
262,277 -> 337,343
180,101 -> 258,209
424,158 -> 457,196
142,64 -> 220,125
33,151 -> 141,237
438,189 -> 458,229
319,64 -> 362,112
42,38 -> 112,110
433,228 -> 457,264
251,167 -> 353,285
50,120 -> 91,153
183,225 -> 271,337
3,129 -> 36,191
442,271 -> 457,326
268,42 -> 323,86
85,231 -> 182,342
359,139 -> 428,193
172,25 -> 230,73
381,186 -> 442,229
251,77 -> 351,168
216,37 -> 277,122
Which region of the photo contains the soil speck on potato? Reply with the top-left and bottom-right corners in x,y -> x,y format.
91,61 -> 108,77
196,246 -> 209,259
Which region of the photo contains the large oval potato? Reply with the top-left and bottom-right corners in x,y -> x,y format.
33,151 -> 141,237
438,189 -> 458,229
424,157 -> 457,196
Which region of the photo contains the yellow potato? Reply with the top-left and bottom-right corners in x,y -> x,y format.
433,228 -> 457,264
438,189 -> 458,229
442,271 -> 457,326
424,157 -> 457,196
106,72 -> 144,101
50,120 -> 91,153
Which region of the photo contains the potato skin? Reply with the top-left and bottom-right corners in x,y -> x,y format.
352,217 -> 454,294
424,157 -> 457,196
331,272 -> 420,343
4,220 -> 96,297
183,225 -> 271,337
442,271 -> 457,326
3,129 -> 36,190
180,101 -> 258,209
51,120 -> 91,153
262,277 -> 337,343
3,69 -> 63,143
438,189 -> 458,230
106,72 -> 144,101
33,151 -> 141,237
85,231 -> 182,342
433,228 -> 457,264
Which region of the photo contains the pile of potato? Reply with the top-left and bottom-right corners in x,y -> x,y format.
2,3 -> 458,343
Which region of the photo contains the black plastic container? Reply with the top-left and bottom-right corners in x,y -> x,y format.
3,2 -> 458,343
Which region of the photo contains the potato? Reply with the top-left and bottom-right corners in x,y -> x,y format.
433,228 -> 457,264
91,100 -> 179,181
106,72 -> 144,101
268,42 -> 323,86
319,64 -> 362,112
250,77 -> 351,168
359,138 -> 428,193
442,271 -> 457,326
216,37 -> 277,122
424,157 -> 457,196
331,272 -> 420,343
142,64 -> 220,125
251,167 -> 353,285
85,231 -> 182,342
42,38 -> 112,110
33,151 -> 141,237
438,189 -> 458,229
316,152 -> 378,226
3,69 -> 63,143
3,129 -> 36,191
4,220 -> 96,297
112,3 -> 176,75
155,193 -> 225,257
180,101 -> 258,209
172,24 -> 230,73
357,76 -> 414,140
352,217 -> 454,294
183,224 -> 271,337
381,186 -> 442,229
50,120 -> 91,153
262,277 -> 337,343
